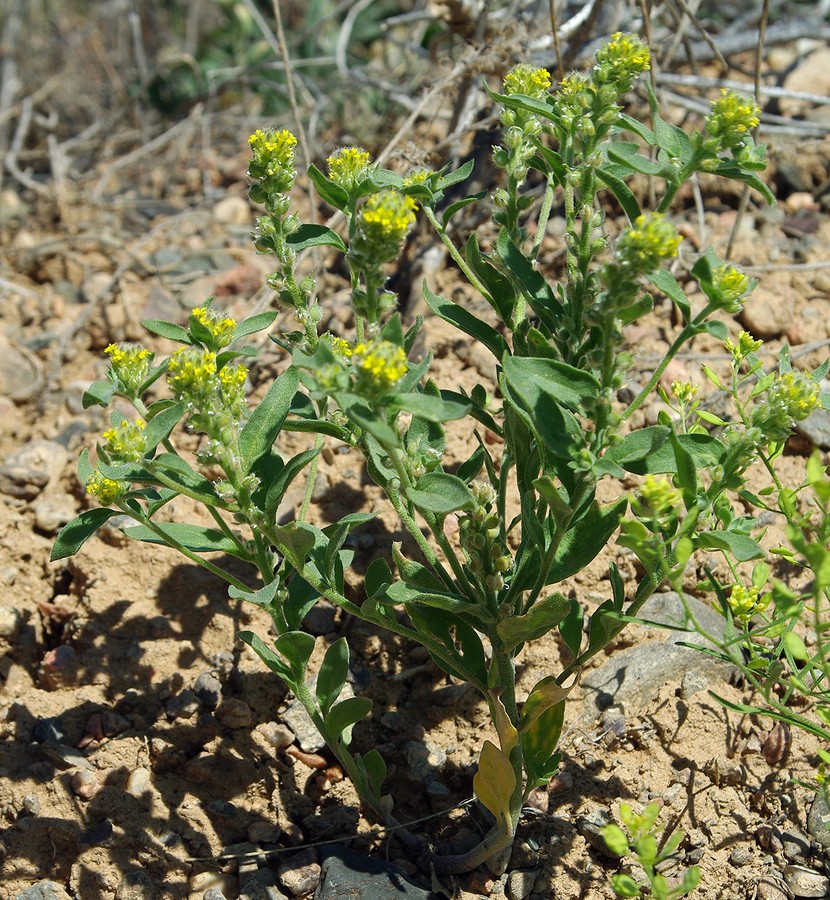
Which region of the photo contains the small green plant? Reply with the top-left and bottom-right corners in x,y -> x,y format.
602,802 -> 701,899
53,34 -> 805,876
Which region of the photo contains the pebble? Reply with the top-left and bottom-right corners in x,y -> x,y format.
33,493 -> 77,534
576,809 -> 619,859
256,721 -> 295,751
0,440 -> 68,499
783,865 -> 830,898
807,793 -> 830,849
70,769 -> 101,800
247,820 -> 282,844
166,689 -> 202,721
32,716 -> 66,744
188,872 -> 237,897
0,604 -> 22,638
782,831 -> 811,865
239,867 -> 286,900
193,671 -> 223,709
278,848 -> 320,898
796,405 -> 830,451
728,847 -> 754,867
506,869 -> 539,900
679,670 -> 708,699
548,770 -> 574,797
82,818 -> 114,845
755,875 -> 793,900
125,767 -> 152,797
22,794 -> 42,816
0,341 -> 41,401
202,891 -> 229,900
216,698 -> 252,729
13,881 -> 73,900
115,870 -> 160,899
404,739 -> 447,782
39,644 -> 80,689
280,699 -> 327,753
213,195 -> 251,225
205,799 -> 240,821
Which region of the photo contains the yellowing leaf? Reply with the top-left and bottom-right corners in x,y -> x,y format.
489,693 -> 519,757
473,740 -> 516,823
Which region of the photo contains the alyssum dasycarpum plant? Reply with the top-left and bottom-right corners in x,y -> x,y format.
54,33 -> 796,874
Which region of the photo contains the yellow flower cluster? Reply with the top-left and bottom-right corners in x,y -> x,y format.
168,347 -> 218,399
359,191 -> 417,244
86,469 -> 125,506
248,128 -> 297,175
616,213 -> 682,276
725,331 -> 763,362
102,417 -> 146,462
105,342 -> 152,395
639,474 -> 681,517
594,32 -> 650,90
327,147 -> 372,189
402,169 -> 433,187
727,583 -> 768,623
706,90 -> 760,150
218,363 -> 248,410
770,372 -> 821,421
713,264 -> 749,301
671,381 -> 699,405
353,340 -> 407,391
503,64 -> 551,99
192,305 -> 237,349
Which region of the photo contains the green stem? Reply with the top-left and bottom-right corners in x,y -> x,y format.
530,177 -> 555,262
422,206 -> 492,305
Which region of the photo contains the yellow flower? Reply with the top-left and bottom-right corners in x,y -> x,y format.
615,213 -> 682,275
727,583 -> 768,623
671,381 -> 699,405
191,305 -> 237,349
353,340 -> 407,393
218,363 -> 248,414
402,169 -> 433,187
503,64 -> 551,99
327,147 -> 372,190
706,90 -> 760,150
86,469 -> 126,506
168,348 -> 218,402
105,342 -> 152,395
639,474 -> 681,516
360,191 -> 416,243
769,372 -> 821,421
248,128 -> 297,176
594,32 -> 650,90
102,417 -> 146,462
725,331 -> 763,362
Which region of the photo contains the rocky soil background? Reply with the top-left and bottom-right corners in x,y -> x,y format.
3,2 -> 830,899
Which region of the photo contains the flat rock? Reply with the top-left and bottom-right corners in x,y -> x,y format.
783,864 -> 830,898
807,793 -> 830,849
14,881 -> 73,900
0,440 -> 68,499
582,592 -> 734,718
314,845 -> 439,899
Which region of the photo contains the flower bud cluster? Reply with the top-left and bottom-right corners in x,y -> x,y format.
459,481 -> 511,594
167,347 -> 249,443
105,342 -> 152,397
615,213 -> 682,276
495,64 -> 551,187
727,582 -> 769,623
704,263 -> 754,314
752,371 -> 820,443
327,147 -> 372,191
352,340 -> 407,397
705,90 -> 760,152
102,417 -> 147,462
248,128 -> 297,201
85,469 -> 126,506
352,190 -> 417,265
593,32 -> 651,94
725,330 -> 763,365
191,305 -> 236,350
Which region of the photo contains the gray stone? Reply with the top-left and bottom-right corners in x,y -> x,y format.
314,845 -> 438,899
166,689 -> 201,721
0,604 -> 22,638
783,865 -> 830,898
0,342 -> 42,401
807,794 -> 830,849
782,831 -> 812,865
404,739 -> 447,782
755,875 -> 793,900
280,702 -> 326,754
33,493 -> 77,533
505,869 -> 539,900
239,867 -> 289,900
0,440 -> 68,499
575,809 -> 620,859
194,671 -> 223,709
257,721 -> 295,752
582,593 -> 735,717
278,848 -> 321,898
14,881 -> 73,900
216,698 -> 252,729
796,406 -> 830,450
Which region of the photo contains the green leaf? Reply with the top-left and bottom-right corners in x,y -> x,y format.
486,85 -> 557,122
385,580 -> 474,615
559,598 -> 583,657
697,530 -> 765,561
335,392 -> 399,447
520,674 -> 572,728
272,521 -> 321,565
389,390 -> 470,423
325,696 -> 372,745
496,592 -> 569,649
595,166 -> 642,222
284,575 -> 320,631
317,637 -> 350,716
232,310 -> 278,339
364,557 -> 393,599
607,431 -> 724,475
522,701 -> 563,787
143,403 -> 185,451
618,113 -> 656,144
308,164 -> 350,211
77,448 -> 94,485
436,158 -> 474,190
647,269 -> 690,323
473,740 -> 516,824
263,446 -> 321,519
422,283 -> 510,359
713,164 -> 775,205
274,630 -> 316,680
547,497 -> 628,584
601,824 -> 631,858
228,580 -> 280,610
239,366 -> 299,472
607,141 -> 668,176
238,631 -> 292,684
442,189 -> 487,228
83,378 -> 117,409
140,319 -> 193,344
609,873 -> 640,897
496,231 -> 557,323
465,234 -> 516,323
503,356 -> 599,412
123,522 -> 249,559
50,508 -> 118,561
287,223 -> 347,252
405,471 -> 476,514
359,748 -> 387,798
